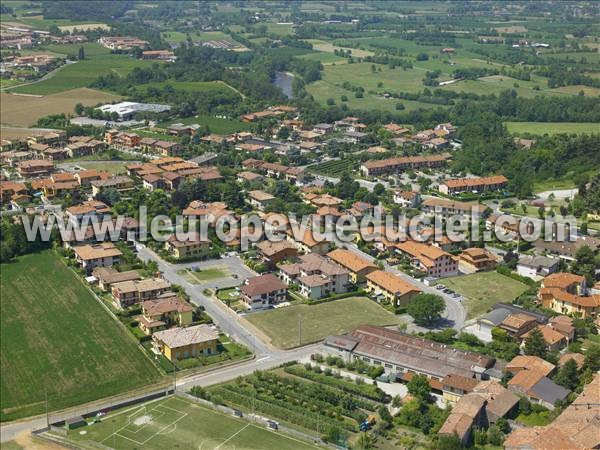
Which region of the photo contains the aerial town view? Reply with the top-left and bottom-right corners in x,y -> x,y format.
0,1 -> 599,449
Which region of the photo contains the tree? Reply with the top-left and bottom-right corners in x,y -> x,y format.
487,425 -> 504,446
584,344 -> 600,371
78,46 -> 85,60
378,405 -> 392,423
357,432 -> 373,450
407,293 -> 445,326
436,433 -> 463,450
554,358 -> 579,391
523,327 -> 548,358
326,98 -> 335,106
407,374 -> 430,401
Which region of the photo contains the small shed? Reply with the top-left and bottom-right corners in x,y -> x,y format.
66,416 -> 87,430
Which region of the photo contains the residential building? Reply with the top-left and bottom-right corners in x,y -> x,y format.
286,229 -> 332,255
247,190 -> 275,211
280,253 -> 349,299
73,243 -> 122,273
324,325 -> 494,382
538,272 -> 598,318
139,295 -> 194,335
475,304 -> 547,342
256,240 -> 298,265
111,278 -> 172,308
360,154 -> 450,177
395,241 -> 458,277
499,312 -> 539,338
538,287 -> 600,318
439,176 -> 508,195
505,374 -> 600,450
516,255 -> 559,280
365,270 -> 421,307
312,123 -> 334,135
439,381 -> 519,446
393,190 -> 421,208
66,200 -> 111,223
91,176 -> 134,197
421,197 -> 485,221
458,247 -> 497,273
17,159 -> 54,178
521,324 -> 568,351
326,249 -> 377,283
441,373 -> 480,404
240,274 -> 287,310
532,235 -> 600,262
153,324 -> 219,362
506,356 -> 569,409
164,233 -> 211,260
92,267 -> 141,292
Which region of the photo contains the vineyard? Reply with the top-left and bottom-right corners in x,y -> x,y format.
306,159 -> 357,176
206,367 -> 389,439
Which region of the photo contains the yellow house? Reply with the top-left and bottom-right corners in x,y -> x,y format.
365,270 -> 421,307
164,232 -> 211,259
152,324 -> 219,362
538,288 -> 600,319
441,374 -> 479,404
139,296 -> 194,335
327,248 -> 378,283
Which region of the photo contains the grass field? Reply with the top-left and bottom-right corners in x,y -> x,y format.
505,121 -> 599,136
440,272 -> 528,320
306,159 -> 357,175
138,80 -> 240,96
177,267 -> 229,284
160,114 -> 252,135
10,43 -> 155,95
0,250 -> 161,421
244,297 -> 405,349
1,88 -> 120,127
63,395 -> 320,450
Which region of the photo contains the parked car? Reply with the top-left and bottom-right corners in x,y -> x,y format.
436,284 -> 446,290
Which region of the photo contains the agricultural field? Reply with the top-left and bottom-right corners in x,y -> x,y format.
210,367 -> 388,439
1,88 -> 121,127
0,250 -> 162,421
305,39 -> 375,58
244,297 -> 405,349
505,121 -> 600,136
439,272 -> 529,320
306,159 -> 358,176
61,395 -> 321,450
9,44 -> 156,95
297,51 -> 349,65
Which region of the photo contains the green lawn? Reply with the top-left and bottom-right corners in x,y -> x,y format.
10,44 -> 156,95
177,267 -> 229,283
439,272 -> 528,320
505,122 -> 599,136
138,80 -> 239,95
516,412 -> 552,427
62,396 -> 321,450
244,297 -> 405,349
0,250 -> 162,421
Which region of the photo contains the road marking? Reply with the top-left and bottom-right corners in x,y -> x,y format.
256,356 -> 270,362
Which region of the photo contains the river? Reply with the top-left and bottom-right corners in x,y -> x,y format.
273,71 -> 295,98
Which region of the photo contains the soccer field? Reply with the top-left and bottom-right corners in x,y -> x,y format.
65,396 -> 322,450
0,250 -> 161,421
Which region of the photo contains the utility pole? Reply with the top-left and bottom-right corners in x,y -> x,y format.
112,419 -> 116,450
173,360 -> 177,393
298,311 -> 302,346
45,390 -> 49,428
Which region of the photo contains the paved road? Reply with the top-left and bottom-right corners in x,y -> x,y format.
137,245 -> 275,357
0,343 -> 320,443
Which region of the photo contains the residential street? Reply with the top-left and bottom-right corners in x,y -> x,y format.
344,243 -> 467,329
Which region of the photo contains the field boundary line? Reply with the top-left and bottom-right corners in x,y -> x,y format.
214,423 -> 250,450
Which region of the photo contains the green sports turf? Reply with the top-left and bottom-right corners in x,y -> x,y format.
0,250 -> 161,421
64,396 -> 321,450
